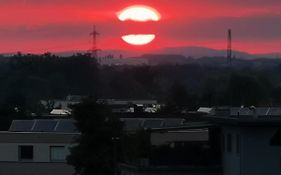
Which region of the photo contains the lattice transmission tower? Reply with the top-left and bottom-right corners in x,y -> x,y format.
227,29 -> 232,66
89,25 -> 100,58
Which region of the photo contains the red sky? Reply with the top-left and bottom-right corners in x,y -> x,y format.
1,0 -> 281,54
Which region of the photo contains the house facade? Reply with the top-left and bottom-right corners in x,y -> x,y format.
208,107 -> 281,175
0,119 -> 79,175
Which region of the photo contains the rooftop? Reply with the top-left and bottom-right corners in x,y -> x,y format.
9,119 -> 78,133
120,118 -> 213,131
120,118 -> 185,131
204,107 -> 281,126
98,99 -> 158,105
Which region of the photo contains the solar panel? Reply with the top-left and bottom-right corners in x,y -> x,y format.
32,120 -> 57,132
255,107 -> 269,116
55,119 -> 77,133
268,108 -> 281,116
9,120 -> 34,132
8,119 -> 78,133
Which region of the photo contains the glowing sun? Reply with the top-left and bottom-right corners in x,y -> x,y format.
117,5 -> 161,46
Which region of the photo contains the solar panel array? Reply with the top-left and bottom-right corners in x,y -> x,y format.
214,107 -> 281,117
267,108 -> 281,116
55,120 -> 77,132
10,118 -> 185,133
9,120 -> 34,132
9,119 -> 78,133
32,120 -> 57,132
121,118 -> 184,131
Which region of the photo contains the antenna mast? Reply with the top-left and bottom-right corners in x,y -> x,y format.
227,29 -> 232,66
90,25 -> 100,58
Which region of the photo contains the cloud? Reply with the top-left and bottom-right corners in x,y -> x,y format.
158,14 -> 281,41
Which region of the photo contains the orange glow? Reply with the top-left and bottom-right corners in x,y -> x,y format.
117,5 -> 161,22
122,34 -> 156,45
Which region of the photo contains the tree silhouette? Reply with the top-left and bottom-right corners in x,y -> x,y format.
67,98 -> 123,175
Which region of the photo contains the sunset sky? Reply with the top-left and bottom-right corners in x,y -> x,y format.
1,0 -> 281,54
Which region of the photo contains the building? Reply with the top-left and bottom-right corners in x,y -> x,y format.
150,127 -> 209,146
120,164 -> 222,175
119,119 -> 222,175
40,95 -> 83,112
50,109 -> 71,116
206,107 -> 281,175
0,119 -> 79,175
120,118 -> 185,132
98,99 -> 161,113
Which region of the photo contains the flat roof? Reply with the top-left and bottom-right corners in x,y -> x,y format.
205,107 -> 281,126
0,131 -> 79,143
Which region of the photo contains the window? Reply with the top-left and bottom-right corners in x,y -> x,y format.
226,134 -> 232,153
50,146 -> 66,162
19,145 -> 33,160
222,134 -> 225,152
236,134 -> 240,154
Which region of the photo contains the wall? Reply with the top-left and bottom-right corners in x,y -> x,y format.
0,143 -> 71,162
0,132 -> 76,175
241,127 -> 281,175
120,165 -> 222,175
0,162 -> 74,175
223,126 -> 281,175
151,129 -> 208,146
222,127 -> 241,175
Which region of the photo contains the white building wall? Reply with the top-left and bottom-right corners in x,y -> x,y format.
0,143 -> 18,161
222,127 -> 241,175
0,162 -> 74,175
0,143 -> 71,162
241,127 -> 281,175
223,126 -> 281,175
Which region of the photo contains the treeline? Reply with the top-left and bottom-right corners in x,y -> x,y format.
99,64 -> 280,109
0,53 -> 98,102
0,53 -> 281,115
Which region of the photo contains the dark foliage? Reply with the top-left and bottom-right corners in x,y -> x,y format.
0,53 -> 280,122
5,53 -> 98,102
67,98 -> 123,175
150,142 -> 213,166
121,129 -> 151,165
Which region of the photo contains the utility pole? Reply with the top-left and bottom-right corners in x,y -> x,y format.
90,25 -> 100,59
227,29 -> 232,66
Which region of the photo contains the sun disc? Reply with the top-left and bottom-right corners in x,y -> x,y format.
122,34 -> 156,45
118,5 -> 161,22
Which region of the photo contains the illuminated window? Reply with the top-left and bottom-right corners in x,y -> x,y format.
50,146 -> 66,162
